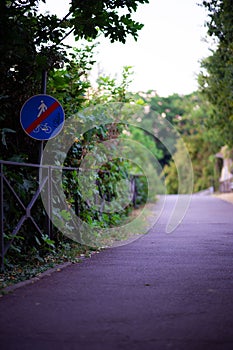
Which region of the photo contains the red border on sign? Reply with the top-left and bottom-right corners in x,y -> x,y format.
25,100 -> 60,134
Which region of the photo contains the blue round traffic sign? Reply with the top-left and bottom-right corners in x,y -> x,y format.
20,94 -> 65,140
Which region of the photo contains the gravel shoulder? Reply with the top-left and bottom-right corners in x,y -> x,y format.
213,192 -> 233,204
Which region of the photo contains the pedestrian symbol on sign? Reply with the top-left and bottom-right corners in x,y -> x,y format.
37,100 -> 48,118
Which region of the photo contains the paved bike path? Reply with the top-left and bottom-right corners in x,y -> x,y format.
0,195 -> 233,350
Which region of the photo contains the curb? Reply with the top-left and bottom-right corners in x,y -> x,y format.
1,261 -> 73,295
0,250 -> 101,296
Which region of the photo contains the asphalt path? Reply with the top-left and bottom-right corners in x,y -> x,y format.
0,195 -> 233,350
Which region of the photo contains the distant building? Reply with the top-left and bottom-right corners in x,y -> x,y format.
216,146 -> 233,192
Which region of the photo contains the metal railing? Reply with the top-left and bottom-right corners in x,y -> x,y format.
0,160 -> 54,270
0,160 -> 139,270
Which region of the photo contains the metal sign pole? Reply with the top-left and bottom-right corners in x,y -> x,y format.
41,69 -> 47,95
40,69 -> 52,238
39,70 -> 47,163
19,72 -> 65,241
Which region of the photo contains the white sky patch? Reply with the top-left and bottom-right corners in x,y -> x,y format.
38,0 -> 211,96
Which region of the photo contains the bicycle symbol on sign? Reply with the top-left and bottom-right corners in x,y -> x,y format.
33,123 -> 52,134
33,100 -> 52,134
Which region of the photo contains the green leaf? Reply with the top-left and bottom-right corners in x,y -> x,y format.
60,210 -> 71,221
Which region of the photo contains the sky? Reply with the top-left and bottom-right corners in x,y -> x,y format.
39,0 -> 211,97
